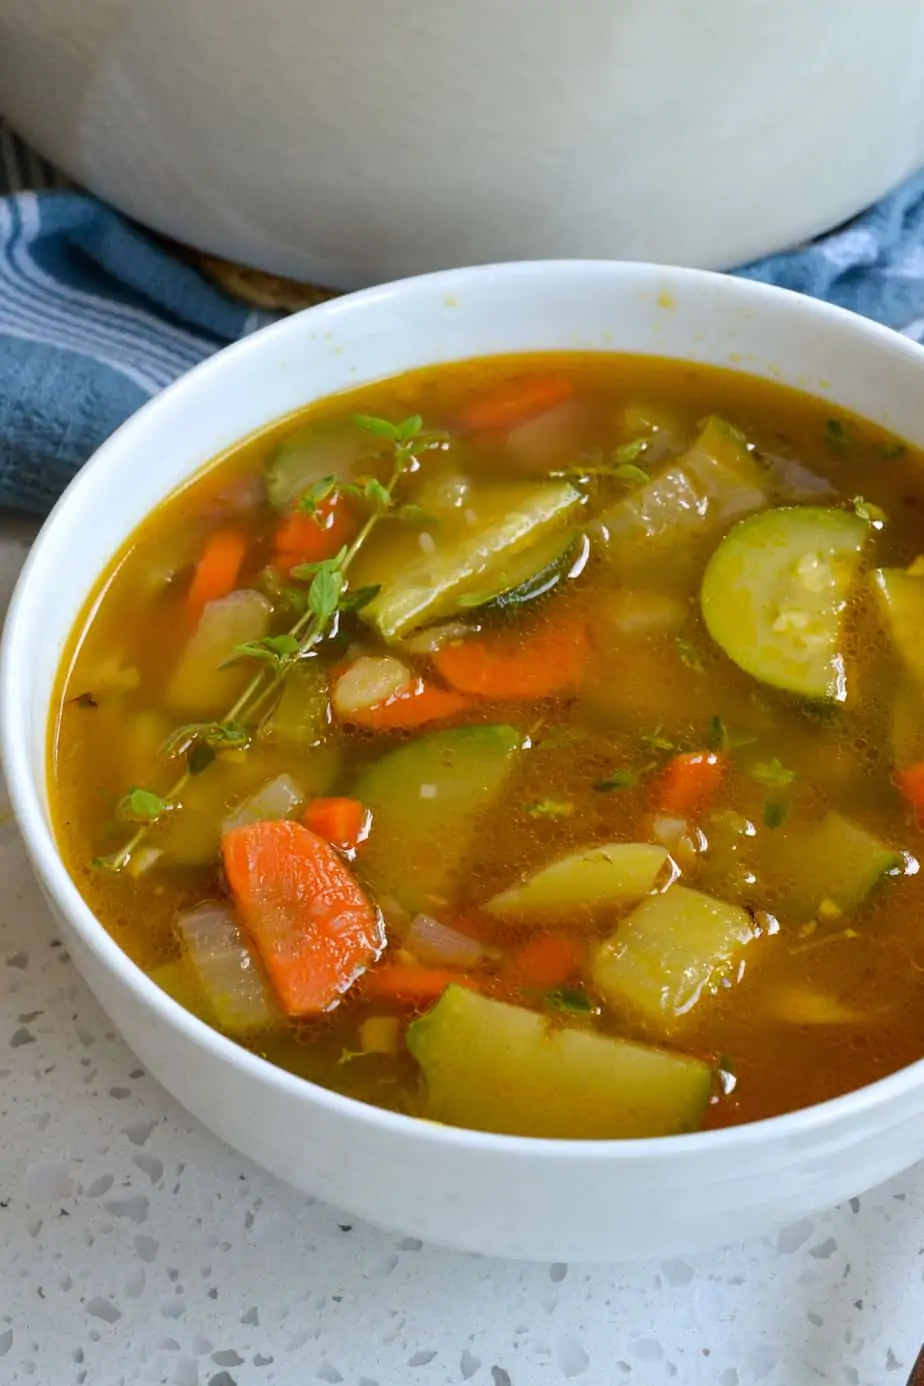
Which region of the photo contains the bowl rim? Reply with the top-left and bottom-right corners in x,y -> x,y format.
6,255 -> 924,1163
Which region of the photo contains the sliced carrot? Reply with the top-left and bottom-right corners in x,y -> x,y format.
186,528 -> 247,620
304,797 -> 368,852
895,762 -> 924,825
457,372 -> 574,435
361,962 -> 469,1005
506,934 -> 583,990
222,820 -> 383,1016
655,751 -> 726,817
334,668 -> 471,730
432,612 -> 589,700
274,496 -> 357,573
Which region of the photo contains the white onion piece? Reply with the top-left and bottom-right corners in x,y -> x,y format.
177,901 -> 280,1034
223,773 -> 304,836
601,589 -> 686,636
506,399 -> 590,471
406,914 -> 496,968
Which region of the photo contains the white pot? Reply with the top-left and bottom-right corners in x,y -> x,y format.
1,0 -> 923,285
5,260 -> 924,1262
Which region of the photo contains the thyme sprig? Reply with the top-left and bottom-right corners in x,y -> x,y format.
97,413 -> 434,873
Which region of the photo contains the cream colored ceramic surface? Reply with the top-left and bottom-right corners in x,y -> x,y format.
1,0 -> 923,285
6,262 -> 924,1262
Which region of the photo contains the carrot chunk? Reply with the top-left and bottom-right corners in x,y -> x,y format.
361,963 -> 469,1005
186,528 -> 247,621
274,496 -> 357,572
655,751 -> 726,817
895,761 -> 924,825
304,797 -> 368,852
458,373 -> 574,435
506,934 -> 584,989
222,820 -> 383,1015
432,612 -> 588,700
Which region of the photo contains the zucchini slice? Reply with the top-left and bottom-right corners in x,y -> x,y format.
871,567 -> 924,691
351,481 -> 582,641
266,420 -> 376,512
770,811 -> 902,920
700,506 -> 868,700
484,842 -> 671,925
407,985 -> 711,1138
474,530 -> 582,615
592,885 -> 758,1034
593,415 -> 766,558
354,724 -> 524,912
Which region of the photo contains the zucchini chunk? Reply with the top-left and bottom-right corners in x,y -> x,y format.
701,506 -> 868,700
407,985 -> 712,1138
484,842 -> 671,925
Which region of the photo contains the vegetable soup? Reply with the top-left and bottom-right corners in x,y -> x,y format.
50,354 -> 924,1139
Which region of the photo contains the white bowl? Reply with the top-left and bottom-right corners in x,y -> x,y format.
2,0 -> 924,281
5,261 -> 924,1263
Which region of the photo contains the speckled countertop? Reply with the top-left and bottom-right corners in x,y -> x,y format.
1,517 -> 923,1386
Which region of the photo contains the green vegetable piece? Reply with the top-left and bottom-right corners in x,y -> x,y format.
407,985 -> 711,1138
700,506 -> 868,700
469,529 -> 581,616
771,811 -> 902,919
592,885 -> 758,1034
266,420 -> 377,512
593,415 -> 766,559
263,663 -> 331,746
871,568 -> 924,691
355,725 -> 523,912
352,481 -> 582,640
484,842 -> 670,925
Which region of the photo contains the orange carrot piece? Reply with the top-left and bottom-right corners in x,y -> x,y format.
432,612 -> 589,700
361,963 -> 469,1005
895,762 -> 924,825
186,528 -> 247,620
304,797 -> 368,852
507,934 -> 584,990
458,373 -> 574,435
335,674 -> 471,731
222,820 -> 383,1016
656,751 -> 726,817
274,497 -> 357,572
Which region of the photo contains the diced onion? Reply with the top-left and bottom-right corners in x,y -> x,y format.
406,914 -> 496,968
176,901 -> 280,1034
222,773 -> 304,836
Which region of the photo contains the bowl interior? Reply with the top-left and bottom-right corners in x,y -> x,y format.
6,259 -> 924,1152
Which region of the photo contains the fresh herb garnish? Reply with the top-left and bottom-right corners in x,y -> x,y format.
525,799 -> 575,818
116,787 -> 168,824
297,475 -> 338,519
339,583 -> 382,613
224,632 -> 302,670
640,726 -> 678,754
544,987 -> 594,1014
763,797 -> 790,829
750,757 -> 797,789
675,636 -> 704,672
594,763 -> 655,792
73,692 -> 98,709
102,414 -> 434,873
879,440 -> 906,460
852,495 -> 887,527
705,715 -> 757,753
610,461 -> 649,487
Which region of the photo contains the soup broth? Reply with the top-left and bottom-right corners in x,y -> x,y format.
50,353 -> 924,1139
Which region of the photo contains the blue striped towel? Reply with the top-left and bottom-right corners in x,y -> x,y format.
3,117 -> 924,515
